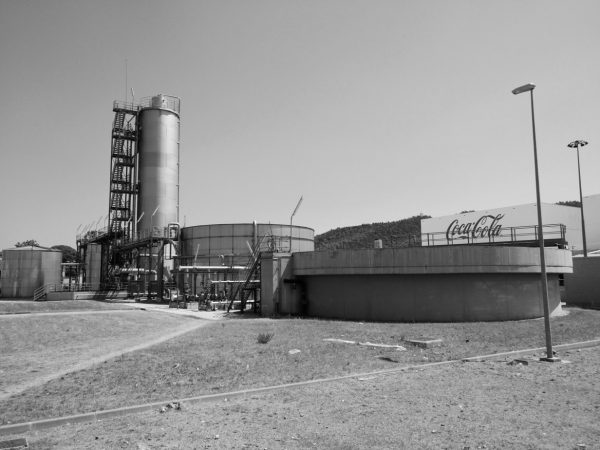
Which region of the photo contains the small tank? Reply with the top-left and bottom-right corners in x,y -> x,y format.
0,246 -> 62,298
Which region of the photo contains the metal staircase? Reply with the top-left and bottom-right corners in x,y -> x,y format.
227,238 -> 264,313
103,101 -> 138,283
108,102 -> 138,240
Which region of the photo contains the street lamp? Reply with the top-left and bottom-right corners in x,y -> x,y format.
567,140 -> 589,257
512,83 -> 558,362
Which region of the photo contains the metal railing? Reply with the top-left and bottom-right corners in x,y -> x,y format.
113,100 -> 139,113
421,223 -> 567,247
138,95 -> 180,114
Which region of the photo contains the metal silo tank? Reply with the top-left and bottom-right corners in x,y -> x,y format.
0,247 -> 62,298
137,95 -> 180,237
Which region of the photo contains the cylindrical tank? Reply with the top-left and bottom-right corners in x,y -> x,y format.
136,94 -> 180,238
84,243 -> 102,290
179,223 -> 315,266
0,246 -> 62,298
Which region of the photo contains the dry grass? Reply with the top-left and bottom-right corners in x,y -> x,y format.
25,346 -> 600,450
0,310 -> 198,399
1,307 -> 599,426
0,300 -> 131,314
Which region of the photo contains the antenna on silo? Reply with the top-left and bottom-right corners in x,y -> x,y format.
125,58 -> 128,103
289,195 -> 303,252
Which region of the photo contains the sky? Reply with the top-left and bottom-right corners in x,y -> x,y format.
1,0 -> 599,250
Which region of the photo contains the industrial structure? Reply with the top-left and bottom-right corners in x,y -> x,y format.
73,94 -> 315,308
2,92 -> 596,321
76,94 -> 182,300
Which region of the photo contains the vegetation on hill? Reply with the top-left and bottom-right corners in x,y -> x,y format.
314,214 -> 430,250
556,200 -> 581,208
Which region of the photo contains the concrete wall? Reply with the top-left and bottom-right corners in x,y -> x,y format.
583,194 -> 600,253
564,257 -> 600,309
293,246 -> 572,276
260,252 -> 300,316
291,246 -> 571,322
301,272 -> 562,322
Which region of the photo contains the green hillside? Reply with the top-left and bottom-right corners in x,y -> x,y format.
314,214 -> 430,250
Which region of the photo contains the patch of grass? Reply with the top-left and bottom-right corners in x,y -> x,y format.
0,300 -> 131,314
257,332 -> 274,344
0,310 -> 196,397
0,307 -> 599,425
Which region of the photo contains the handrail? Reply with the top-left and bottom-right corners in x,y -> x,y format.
420,223 -> 567,247
33,283 -> 124,301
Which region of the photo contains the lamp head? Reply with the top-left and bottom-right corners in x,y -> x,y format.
568,140 -> 588,149
512,83 -> 536,95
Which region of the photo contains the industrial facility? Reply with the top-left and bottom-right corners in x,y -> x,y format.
1,93 -> 598,319
65,94 -> 314,311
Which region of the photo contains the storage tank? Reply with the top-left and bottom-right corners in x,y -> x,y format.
136,94 -> 181,237
0,246 -> 62,298
180,223 -> 315,266
84,243 -> 102,290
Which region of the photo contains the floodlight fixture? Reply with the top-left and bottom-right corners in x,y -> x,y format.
567,140 -> 589,257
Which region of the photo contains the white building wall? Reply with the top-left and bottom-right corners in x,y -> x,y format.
421,203 -> 583,251
583,194 -> 600,253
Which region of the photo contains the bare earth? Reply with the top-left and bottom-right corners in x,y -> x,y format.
21,346 -> 600,449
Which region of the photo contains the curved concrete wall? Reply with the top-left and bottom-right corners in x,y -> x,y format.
292,246 -> 572,322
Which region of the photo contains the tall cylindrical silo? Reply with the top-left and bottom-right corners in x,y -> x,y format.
136,94 -> 180,237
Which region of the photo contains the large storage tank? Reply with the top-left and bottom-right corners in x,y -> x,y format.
180,223 -> 315,266
0,246 -> 62,298
136,94 -> 180,237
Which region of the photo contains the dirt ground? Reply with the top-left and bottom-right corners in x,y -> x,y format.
18,345 -> 600,449
0,302 -> 598,449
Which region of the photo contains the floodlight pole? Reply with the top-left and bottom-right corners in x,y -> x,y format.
512,83 -> 558,362
567,140 -> 588,257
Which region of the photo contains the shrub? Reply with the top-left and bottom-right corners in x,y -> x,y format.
257,332 -> 274,344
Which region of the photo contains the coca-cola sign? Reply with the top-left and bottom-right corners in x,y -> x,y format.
446,214 -> 505,241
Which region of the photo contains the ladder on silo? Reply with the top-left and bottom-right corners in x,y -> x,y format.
108,104 -> 137,240
105,101 -> 138,283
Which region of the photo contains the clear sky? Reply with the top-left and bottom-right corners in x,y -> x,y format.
1,0 -> 599,250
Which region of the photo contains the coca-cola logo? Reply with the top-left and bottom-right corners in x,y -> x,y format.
446,214 -> 505,241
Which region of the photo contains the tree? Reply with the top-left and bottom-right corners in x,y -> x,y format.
15,239 -> 40,248
51,245 -> 77,263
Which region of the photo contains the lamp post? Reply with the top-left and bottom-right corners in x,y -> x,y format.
512,83 -> 558,362
567,140 -> 589,257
